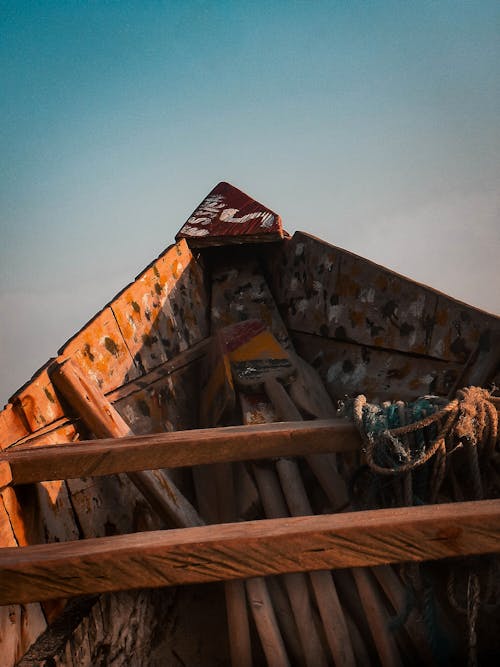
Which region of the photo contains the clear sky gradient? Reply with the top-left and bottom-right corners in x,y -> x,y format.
1,1 -> 499,406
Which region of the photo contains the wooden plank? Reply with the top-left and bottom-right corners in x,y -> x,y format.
110,240 -> 209,374
0,403 -> 29,450
50,357 -> 204,530
0,494 -> 47,665
11,364 -> 66,433
59,307 -> 139,394
176,181 -> 284,247
7,420 -> 80,450
211,262 -> 292,350
428,294 -> 500,363
268,232 -> 499,359
1,499 -> 499,605
105,337 -> 211,403
1,419 -> 361,486
113,358 -> 202,436
293,332 -> 463,402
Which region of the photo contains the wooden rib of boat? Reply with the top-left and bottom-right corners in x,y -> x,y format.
0,181 -> 499,666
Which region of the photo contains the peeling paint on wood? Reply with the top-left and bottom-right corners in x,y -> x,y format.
0,404 -> 29,450
176,182 -> 284,247
211,262 -> 291,351
111,240 -> 209,374
268,232 -> 499,362
428,294 -> 499,362
113,360 -> 202,436
293,332 -> 463,402
11,364 -> 65,433
60,308 -> 139,394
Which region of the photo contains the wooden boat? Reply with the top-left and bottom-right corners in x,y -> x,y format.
1,182 -> 499,666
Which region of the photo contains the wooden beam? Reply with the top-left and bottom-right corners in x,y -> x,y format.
1,419 -> 360,486
1,499 -> 499,605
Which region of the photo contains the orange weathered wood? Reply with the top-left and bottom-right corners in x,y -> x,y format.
1,420 -> 361,486
59,307 -> 139,393
1,499 -> 499,605
11,364 -> 66,433
0,403 -> 29,450
110,240 -> 209,374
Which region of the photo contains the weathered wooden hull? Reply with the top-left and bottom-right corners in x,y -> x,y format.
1,183 -> 499,666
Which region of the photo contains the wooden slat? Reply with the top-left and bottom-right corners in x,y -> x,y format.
176,181 -> 284,247
211,262 -> 292,350
105,337 -> 211,403
11,364 -> 66,433
50,357 -> 203,530
59,306 -> 139,393
268,232 -> 499,361
0,404 -> 29,450
1,420 -> 360,486
293,332 -> 462,402
1,499 -> 499,605
110,240 -> 209,374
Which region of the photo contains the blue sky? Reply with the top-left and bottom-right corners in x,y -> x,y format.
1,1 -> 499,405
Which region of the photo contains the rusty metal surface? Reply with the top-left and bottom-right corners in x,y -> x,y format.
176,182 -> 284,247
293,332 -> 463,403
268,232 -> 499,363
111,240 -> 209,375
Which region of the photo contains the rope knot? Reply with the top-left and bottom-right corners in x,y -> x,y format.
352,388 -> 499,489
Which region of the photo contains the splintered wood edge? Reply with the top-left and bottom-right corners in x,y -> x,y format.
1,419 -> 361,485
1,499 -> 499,604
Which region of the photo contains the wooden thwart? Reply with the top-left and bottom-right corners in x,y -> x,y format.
1,420 -> 360,486
1,499 -> 499,605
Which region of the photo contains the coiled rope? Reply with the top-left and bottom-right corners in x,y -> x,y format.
349,387 -> 500,667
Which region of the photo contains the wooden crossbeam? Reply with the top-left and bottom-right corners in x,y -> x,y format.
0,419 -> 360,486
1,499 -> 499,605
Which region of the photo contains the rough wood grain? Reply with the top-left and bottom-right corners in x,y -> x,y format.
11,364 -> 66,433
428,294 -> 500,363
211,262 -> 292,351
268,232 -> 499,361
50,357 -> 203,529
1,500 -> 499,605
59,307 -> 139,394
110,240 -> 209,374
0,403 -> 29,450
0,495 -> 47,665
105,337 -> 211,403
293,331 -> 462,402
276,458 -> 355,667
112,358 -> 202,437
8,420 -> 80,451
352,568 -> 403,667
176,181 -> 284,247
245,578 -> 290,667
1,419 -> 361,486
